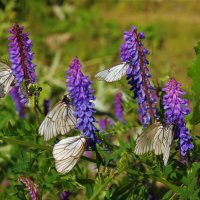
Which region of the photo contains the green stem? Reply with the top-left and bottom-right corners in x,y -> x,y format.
0,136 -> 108,166
89,173 -> 117,200
0,136 -> 51,150
150,175 -> 181,195
128,168 -> 182,196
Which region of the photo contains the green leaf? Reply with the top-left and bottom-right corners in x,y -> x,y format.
190,101 -> 200,125
161,190 -> 174,200
163,163 -> 173,177
116,152 -> 129,172
188,42 -> 200,124
86,183 -> 94,198
95,149 -> 103,169
188,55 -> 200,96
13,153 -> 31,173
194,41 -> 200,55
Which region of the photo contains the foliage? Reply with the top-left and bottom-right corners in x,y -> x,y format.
0,1 -> 200,200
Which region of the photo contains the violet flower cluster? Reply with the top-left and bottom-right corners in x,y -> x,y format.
162,78 -> 193,156
66,57 -> 98,149
115,92 -> 124,121
43,99 -> 50,116
99,118 -> 113,130
60,191 -> 72,200
8,23 -> 36,104
120,26 -> 157,127
18,176 -> 40,200
10,86 -> 26,118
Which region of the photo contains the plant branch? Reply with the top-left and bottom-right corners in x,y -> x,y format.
89,173 -> 117,200
0,136 -> 114,167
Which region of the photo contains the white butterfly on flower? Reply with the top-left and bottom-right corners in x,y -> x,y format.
38,95 -> 77,141
135,122 -> 174,165
95,62 -> 130,82
0,61 -> 15,98
53,135 -> 86,174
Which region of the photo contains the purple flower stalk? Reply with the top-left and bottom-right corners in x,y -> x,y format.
8,23 -> 36,104
99,118 -> 113,130
66,57 -> 98,149
60,191 -> 72,200
18,177 -> 40,200
43,99 -> 50,115
115,92 -> 124,121
10,86 -> 26,118
120,26 -> 157,127
162,78 -> 193,156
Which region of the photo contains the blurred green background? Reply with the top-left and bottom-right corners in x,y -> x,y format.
1,0 -> 200,88
1,0 -> 200,133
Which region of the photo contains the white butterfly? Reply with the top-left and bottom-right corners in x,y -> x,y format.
53,135 -> 86,174
135,122 -> 174,165
95,62 -> 130,82
38,95 -> 77,141
0,61 -> 14,98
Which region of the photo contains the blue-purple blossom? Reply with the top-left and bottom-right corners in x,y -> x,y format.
99,118 -> 113,130
66,57 -> 98,149
18,176 -> 40,200
120,26 -> 157,127
115,92 -> 124,121
8,23 -> 36,104
43,99 -> 50,116
162,78 -> 193,156
60,191 -> 72,200
10,86 -> 26,118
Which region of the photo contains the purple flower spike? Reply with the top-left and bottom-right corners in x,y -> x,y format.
10,86 -> 26,118
60,191 -> 72,200
18,176 -> 40,200
8,24 -> 36,104
120,26 -> 157,127
43,99 -> 50,116
99,118 -> 113,130
66,57 -> 98,149
115,92 -> 124,121
162,78 -> 193,156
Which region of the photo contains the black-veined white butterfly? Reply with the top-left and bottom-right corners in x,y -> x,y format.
95,62 -> 130,82
53,135 -> 86,174
134,122 -> 174,165
0,61 -> 14,98
38,95 -> 77,141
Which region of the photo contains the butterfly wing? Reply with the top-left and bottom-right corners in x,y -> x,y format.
95,62 -> 129,82
152,125 -> 174,165
38,101 -> 77,141
0,62 -> 14,98
135,122 -> 174,165
159,125 -> 174,165
53,136 -> 86,174
135,123 -> 161,155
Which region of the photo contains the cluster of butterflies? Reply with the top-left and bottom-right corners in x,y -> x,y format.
95,62 -> 175,165
0,61 -> 86,173
39,95 -> 87,174
0,60 -> 174,174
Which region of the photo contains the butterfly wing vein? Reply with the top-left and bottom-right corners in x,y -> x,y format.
38,102 -> 77,140
53,136 -> 86,174
0,62 -> 14,98
95,63 -> 129,82
135,123 -> 174,165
